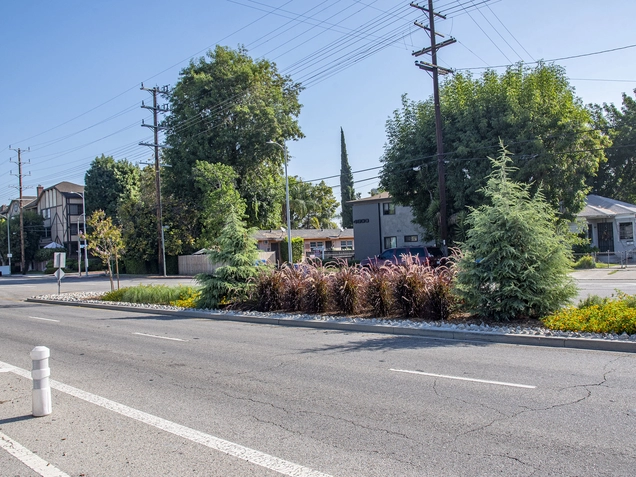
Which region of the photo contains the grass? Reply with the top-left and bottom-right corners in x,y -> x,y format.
102,284 -> 200,308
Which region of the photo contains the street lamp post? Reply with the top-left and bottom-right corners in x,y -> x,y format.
70,191 -> 88,276
6,215 -> 10,272
267,140 -> 293,264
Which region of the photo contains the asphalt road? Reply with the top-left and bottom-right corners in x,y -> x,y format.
1,275 -> 635,476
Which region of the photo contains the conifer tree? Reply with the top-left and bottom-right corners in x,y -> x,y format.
339,127 -> 355,228
195,207 -> 259,309
455,144 -> 577,321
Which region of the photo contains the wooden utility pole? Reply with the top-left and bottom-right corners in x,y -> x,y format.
9,146 -> 30,274
411,1 -> 455,248
140,84 -> 169,276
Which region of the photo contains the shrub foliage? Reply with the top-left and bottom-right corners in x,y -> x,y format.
455,145 -> 577,321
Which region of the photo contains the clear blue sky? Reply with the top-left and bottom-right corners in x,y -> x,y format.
2,0 -> 636,208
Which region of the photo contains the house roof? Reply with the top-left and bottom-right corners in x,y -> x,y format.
253,228 -> 354,241
578,195 -> 636,219
52,181 -> 84,195
347,191 -> 391,205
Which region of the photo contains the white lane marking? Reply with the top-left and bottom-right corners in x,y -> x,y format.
133,332 -> 188,342
390,369 -> 536,389
1,361 -> 331,477
28,316 -> 60,323
0,431 -> 71,477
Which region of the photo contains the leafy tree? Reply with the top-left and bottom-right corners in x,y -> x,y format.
340,127 -> 355,228
84,155 -> 140,221
118,166 -> 158,270
86,210 -> 124,290
454,145 -> 577,321
380,63 -> 607,243
286,177 -> 339,229
192,161 -> 247,247
163,45 -> 304,233
589,90 -> 636,203
195,207 -> 259,309
0,212 -> 44,271
280,237 -> 304,263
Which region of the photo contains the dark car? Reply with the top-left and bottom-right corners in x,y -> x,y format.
360,246 -> 431,267
426,246 -> 447,267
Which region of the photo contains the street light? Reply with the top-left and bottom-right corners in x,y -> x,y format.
5,215 -> 10,272
267,140 -> 293,264
70,191 -> 88,276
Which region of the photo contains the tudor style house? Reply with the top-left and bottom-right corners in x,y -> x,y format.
36,182 -> 86,256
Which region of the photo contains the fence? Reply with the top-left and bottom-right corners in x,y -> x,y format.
573,250 -> 636,269
177,251 -> 276,275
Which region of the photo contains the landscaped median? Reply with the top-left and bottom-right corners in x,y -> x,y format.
27,291 -> 636,353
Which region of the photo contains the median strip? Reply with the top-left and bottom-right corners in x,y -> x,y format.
390,368 -> 536,389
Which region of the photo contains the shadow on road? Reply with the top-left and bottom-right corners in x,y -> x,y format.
301,334 -> 490,353
0,414 -> 35,425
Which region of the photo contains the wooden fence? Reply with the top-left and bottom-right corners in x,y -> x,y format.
177,251 -> 276,276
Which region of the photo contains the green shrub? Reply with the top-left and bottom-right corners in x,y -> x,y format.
572,255 -> 595,269
577,294 -> 608,309
102,284 -> 198,306
543,300 -> 636,334
280,237 -> 305,263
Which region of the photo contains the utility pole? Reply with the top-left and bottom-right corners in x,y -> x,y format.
9,146 -> 30,274
411,1 -> 455,249
140,83 -> 169,276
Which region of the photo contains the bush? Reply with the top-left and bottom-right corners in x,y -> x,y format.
281,263 -> 306,311
363,264 -> 395,317
252,266 -> 286,312
331,260 -> 363,314
393,258 -> 432,318
573,255 -> 595,269
102,284 -> 199,306
280,237 -> 305,263
425,266 -> 458,321
543,300 -> 636,335
302,261 -> 331,313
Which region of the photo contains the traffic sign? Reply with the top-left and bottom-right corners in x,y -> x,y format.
54,269 -> 65,280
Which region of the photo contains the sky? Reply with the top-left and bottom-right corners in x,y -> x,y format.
2,0 -> 636,211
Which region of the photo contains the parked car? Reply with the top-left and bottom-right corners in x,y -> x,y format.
426,246 -> 447,267
360,246 -> 431,267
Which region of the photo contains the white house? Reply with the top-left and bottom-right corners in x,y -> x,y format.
576,195 -> 636,255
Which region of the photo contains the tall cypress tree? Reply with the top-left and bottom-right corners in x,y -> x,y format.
340,127 -> 355,228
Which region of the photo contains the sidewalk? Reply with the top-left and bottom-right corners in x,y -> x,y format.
570,267 -> 636,280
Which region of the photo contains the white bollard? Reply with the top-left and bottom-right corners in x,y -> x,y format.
30,346 -> 52,417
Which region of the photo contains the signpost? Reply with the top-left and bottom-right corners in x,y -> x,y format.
53,252 -> 66,294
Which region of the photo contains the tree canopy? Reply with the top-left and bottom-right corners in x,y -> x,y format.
163,45 -> 304,233
589,90 -> 636,204
340,127 -> 355,228
380,63 -> 607,243
84,155 -> 140,222
288,176 -> 339,229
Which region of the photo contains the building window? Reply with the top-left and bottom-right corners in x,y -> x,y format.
340,240 -> 353,250
309,241 -> 324,249
404,235 -> 418,243
384,236 -> 397,249
382,203 -> 395,215
43,227 -> 51,238
619,222 -> 634,240
70,223 -> 79,236
41,209 -> 50,219
69,203 -> 83,215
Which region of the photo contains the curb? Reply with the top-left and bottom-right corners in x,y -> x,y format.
26,298 -> 636,353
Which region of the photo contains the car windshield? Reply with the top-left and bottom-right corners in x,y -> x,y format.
405,247 -> 426,256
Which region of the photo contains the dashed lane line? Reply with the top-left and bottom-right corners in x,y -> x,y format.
132,332 -> 188,342
27,316 -> 60,323
0,431 -> 71,477
0,361 -> 332,477
390,368 -> 536,389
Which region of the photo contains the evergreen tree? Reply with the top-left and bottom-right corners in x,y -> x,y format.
455,144 -> 577,321
339,127 -> 355,228
195,207 -> 259,309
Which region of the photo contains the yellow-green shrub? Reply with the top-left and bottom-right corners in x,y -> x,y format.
543,301 -> 636,334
